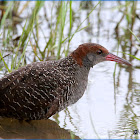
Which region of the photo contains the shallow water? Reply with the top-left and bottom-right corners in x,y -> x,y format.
0,1 -> 140,139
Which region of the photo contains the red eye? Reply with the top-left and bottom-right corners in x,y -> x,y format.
96,50 -> 102,55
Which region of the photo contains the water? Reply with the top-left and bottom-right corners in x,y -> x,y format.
0,1 -> 140,139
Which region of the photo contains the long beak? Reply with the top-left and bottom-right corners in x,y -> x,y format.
105,53 -> 132,66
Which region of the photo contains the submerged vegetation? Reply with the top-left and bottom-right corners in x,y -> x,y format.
0,1 -> 139,139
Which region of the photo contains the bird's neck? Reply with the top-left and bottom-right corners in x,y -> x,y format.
58,56 -> 90,74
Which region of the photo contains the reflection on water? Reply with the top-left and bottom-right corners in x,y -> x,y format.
0,118 -> 79,139
0,1 -> 140,139
111,65 -> 140,139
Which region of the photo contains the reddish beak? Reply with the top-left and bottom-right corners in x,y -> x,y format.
105,53 -> 132,66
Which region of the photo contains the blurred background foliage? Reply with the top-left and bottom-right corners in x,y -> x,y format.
0,1 -> 139,73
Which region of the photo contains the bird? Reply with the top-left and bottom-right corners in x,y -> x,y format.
0,43 -> 131,120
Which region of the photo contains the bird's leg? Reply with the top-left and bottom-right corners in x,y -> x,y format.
25,119 -> 32,123
18,119 -> 24,124
18,119 -> 33,127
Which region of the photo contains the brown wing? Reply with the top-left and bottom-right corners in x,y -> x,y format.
0,61 -> 60,120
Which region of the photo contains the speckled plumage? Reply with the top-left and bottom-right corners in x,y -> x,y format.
0,56 -> 89,120
0,43 -> 131,120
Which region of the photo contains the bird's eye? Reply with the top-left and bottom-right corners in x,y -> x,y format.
96,50 -> 102,55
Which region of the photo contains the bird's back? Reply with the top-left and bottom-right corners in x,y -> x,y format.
0,61 -> 59,119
